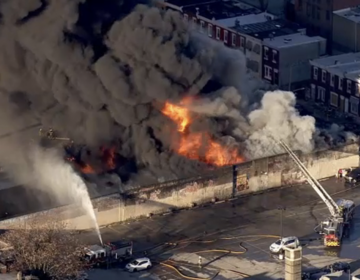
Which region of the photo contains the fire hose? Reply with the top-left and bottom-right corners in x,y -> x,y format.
147,235 -> 280,279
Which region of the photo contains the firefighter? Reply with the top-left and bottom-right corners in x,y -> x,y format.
48,128 -> 54,139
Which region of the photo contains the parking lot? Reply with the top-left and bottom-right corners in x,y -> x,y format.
80,177 -> 360,279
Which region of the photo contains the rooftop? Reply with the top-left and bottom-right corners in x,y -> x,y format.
86,245 -> 105,253
263,33 -> 325,49
334,7 -> 360,23
162,0 -> 216,9
231,19 -> 305,40
182,0 -> 262,20
216,12 -> 277,28
311,52 -> 360,81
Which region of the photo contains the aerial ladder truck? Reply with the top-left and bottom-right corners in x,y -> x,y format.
278,140 -> 355,247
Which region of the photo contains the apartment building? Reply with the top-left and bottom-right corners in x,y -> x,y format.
294,0 -> 360,52
310,53 -> 360,116
263,33 -> 326,89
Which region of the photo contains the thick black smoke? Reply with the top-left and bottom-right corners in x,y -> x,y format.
0,0 -> 354,187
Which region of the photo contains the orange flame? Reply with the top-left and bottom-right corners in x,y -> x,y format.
100,146 -> 116,170
161,98 -> 244,166
80,163 -> 95,174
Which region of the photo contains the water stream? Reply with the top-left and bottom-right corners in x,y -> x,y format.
28,146 -> 104,245
71,172 -> 103,245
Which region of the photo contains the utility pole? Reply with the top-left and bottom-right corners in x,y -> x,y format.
278,206 -> 286,238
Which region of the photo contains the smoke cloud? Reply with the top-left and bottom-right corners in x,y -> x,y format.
0,0 -> 354,192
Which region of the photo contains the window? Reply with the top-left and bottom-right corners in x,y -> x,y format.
264,65 -> 272,80
330,92 -> 338,107
347,80 -> 352,93
200,21 -> 205,33
326,10 -> 330,20
216,27 -> 220,40
272,50 -> 278,63
311,84 -> 316,99
240,37 -> 245,48
273,69 -> 279,84
350,96 -> 359,115
253,44 -> 260,54
184,14 -> 188,22
246,40 -> 252,51
313,67 -> 318,79
321,70 -> 326,83
339,77 -> 343,90
330,74 -> 335,87
231,33 -> 236,46
318,86 -> 325,102
224,30 -> 228,43
264,46 -> 269,60
208,24 -> 213,37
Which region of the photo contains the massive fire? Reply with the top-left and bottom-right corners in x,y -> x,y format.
161,98 -> 244,166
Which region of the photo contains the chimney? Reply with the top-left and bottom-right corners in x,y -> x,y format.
235,19 -> 240,27
335,60 -> 338,64
196,7 -> 199,16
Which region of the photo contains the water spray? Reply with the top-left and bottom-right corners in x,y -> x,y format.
23,146 -> 104,245
72,173 -> 103,246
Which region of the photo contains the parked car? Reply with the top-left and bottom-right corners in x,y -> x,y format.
344,168 -> 360,185
269,236 -> 300,254
125,257 -> 152,272
327,262 -> 350,273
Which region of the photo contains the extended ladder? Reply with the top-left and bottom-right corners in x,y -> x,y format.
278,140 -> 340,218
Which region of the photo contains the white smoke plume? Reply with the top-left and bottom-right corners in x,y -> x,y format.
0,0 -> 355,190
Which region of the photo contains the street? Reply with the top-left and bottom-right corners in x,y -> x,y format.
81,177 -> 360,279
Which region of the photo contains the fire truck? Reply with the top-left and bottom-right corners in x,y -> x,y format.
279,141 -> 355,247
83,241 -> 133,268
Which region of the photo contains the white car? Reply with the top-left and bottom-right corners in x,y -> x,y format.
125,257 -> 152,272
269,236 -> 299,254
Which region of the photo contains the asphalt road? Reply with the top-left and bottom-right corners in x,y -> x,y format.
81,177 -> 360,279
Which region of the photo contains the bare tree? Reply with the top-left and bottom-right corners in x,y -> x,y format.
1,216 -> 85,279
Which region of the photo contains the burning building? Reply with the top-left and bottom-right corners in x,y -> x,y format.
0,0 -> 355,186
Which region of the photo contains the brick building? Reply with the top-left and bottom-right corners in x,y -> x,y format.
263,33 -> 326,89
333,7 -> 360,53
309,53 -> 360,116
294,0 -> 360,52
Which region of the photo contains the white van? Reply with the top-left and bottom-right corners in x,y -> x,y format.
269,236 -> 300,253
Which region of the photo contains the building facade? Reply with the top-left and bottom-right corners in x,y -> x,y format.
333,7 -> 360,53
263,33 -> 326,89
310,53 -> 360,116
294,0 -> 360,52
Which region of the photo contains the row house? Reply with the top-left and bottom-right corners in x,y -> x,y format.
262,33 -> 326,90
294,0 -> 360,53
156,0 -> 314,85
233,19 -> 307,80
310,53 -> 360,117
333,7 -> 360,53
157,0 -> 276,78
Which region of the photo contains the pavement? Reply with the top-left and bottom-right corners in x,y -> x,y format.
79,177 -> 360,280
